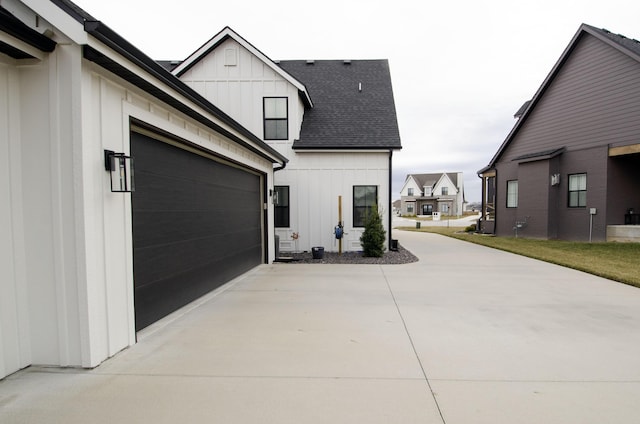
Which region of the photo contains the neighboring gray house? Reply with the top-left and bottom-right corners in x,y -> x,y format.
478,24 -> 640,242
399,172 -> 465,216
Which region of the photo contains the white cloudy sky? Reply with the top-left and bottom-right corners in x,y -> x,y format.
75,0 -> 640,202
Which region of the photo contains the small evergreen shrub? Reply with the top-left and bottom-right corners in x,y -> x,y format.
360,205 -> 386,257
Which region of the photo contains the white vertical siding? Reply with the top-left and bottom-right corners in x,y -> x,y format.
276,152 -> 390,253
0,39 -> 278,379
0,60 -> 31,378
180,38 -> 301,141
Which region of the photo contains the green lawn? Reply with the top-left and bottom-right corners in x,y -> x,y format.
398,226 -> 640,288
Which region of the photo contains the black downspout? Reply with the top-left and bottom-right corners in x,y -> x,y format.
388,150 -> 393,249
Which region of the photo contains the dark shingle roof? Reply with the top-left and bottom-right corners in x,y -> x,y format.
589,25 -> 640,57
410,172 -> 460,189
277,60 -> 402,150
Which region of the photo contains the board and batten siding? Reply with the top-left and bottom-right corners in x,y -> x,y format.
0,44 -> 277,379
500,33 -> 640,162
275,152 -> 390,253
179,38 -> 304,143
0,58 -> 31,379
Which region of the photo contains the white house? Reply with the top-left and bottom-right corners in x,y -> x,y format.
0,0 -> 286,379
399,173 -> 465,216
169,27 -> 403,253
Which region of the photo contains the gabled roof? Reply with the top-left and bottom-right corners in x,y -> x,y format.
407,172 -> 460,189
480,23 -> 640,173
278,60 -> 402,150
171,26 -> 312,108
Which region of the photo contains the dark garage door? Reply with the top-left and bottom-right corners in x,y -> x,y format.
131,131 -> 263,331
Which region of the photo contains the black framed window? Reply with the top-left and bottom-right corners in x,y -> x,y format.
506,180 -> 518,208
407,188 -> 414,196
568,173 -> 587,207
263,97 -> 288,140
274,186 -> 289,227
353,185 -> 378,227
441,187 -> 448,195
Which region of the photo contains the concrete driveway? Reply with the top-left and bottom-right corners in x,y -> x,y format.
1,231 -> 640,423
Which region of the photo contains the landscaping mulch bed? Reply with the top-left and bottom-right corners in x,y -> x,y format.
277,243 -> 418,265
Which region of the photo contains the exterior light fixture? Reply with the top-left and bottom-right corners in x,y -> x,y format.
104,150 -> 134,192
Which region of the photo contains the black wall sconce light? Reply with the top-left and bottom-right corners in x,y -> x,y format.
104,150 -> 134,192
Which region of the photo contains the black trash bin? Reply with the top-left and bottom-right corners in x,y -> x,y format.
416,221 -> 421,229
311,246 -> 324,259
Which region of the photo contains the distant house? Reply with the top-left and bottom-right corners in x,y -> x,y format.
478,24 -> 640,242
171,27 -> 402,252
399,173 -> 465,216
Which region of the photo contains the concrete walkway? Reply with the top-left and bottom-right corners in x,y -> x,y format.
2,231 -> 640,423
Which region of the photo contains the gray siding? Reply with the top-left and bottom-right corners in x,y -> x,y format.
491,31 -> 640,241
555,146 -> 608,241
501,34 -> 640,162
517,160 -> 551,239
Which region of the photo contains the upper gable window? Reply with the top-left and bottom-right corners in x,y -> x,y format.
441,187 -> 448,195
263,97 -> 288,140
407,188 -> 414,196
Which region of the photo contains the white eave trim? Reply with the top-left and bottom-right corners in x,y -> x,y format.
172,27 -> 313,108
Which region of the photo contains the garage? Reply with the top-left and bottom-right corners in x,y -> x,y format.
131,130 -> 264,331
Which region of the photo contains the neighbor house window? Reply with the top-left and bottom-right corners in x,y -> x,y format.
353,185 -> 378,227
274,186 -> 289,227
506,180 -> 518,208
441,187 -> 448,195
407,188 -> 414,196
568,173 -> 587,207
263,97 -> 288,140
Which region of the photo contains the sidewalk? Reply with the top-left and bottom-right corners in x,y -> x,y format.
1,231 -> 640,423
392,213 -> 480,228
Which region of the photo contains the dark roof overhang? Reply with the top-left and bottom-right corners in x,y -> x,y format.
292,143 -> 402,151
512,147 -> 565,163
0,6 -> 56,58
82,20 -> 287,166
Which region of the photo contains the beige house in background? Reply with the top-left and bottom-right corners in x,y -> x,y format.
399,173 -> 465,216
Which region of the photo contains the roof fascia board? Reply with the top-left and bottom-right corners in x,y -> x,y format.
0,5 -> 56,53
173,27 -> 313,108
84,44 -> 286,166
82,22 -> 287,165
291,147 -> 398,153
22,0 -> 87,44
0,28 -> 46,59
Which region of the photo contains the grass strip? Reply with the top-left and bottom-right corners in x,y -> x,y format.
398,226 -> 640,288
